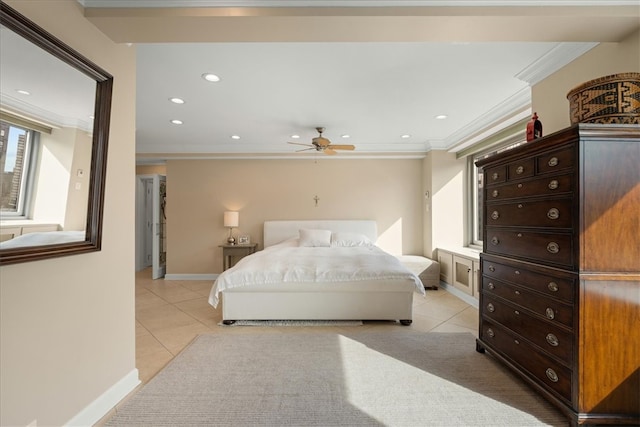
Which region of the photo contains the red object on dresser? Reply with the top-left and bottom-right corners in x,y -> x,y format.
526,112 -> 543,142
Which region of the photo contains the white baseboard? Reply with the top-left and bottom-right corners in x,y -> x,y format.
164,274 -> 218,280
65,369 -> 140,427
440,281 -> 479,309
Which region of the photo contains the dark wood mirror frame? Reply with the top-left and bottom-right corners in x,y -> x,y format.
0,2 -> 113,265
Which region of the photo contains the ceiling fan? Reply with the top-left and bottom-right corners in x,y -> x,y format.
288,127 -> 355,155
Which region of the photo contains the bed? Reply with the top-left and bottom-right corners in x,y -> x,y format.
208,220 -> 425,325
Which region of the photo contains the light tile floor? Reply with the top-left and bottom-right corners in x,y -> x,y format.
97,268 -> 479,425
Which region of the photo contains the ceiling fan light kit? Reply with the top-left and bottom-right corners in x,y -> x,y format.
288,127 -> 356,155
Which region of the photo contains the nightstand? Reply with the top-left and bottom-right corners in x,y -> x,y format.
219,243 -> 257,270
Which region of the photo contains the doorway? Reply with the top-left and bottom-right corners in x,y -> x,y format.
136,174 -> 166,278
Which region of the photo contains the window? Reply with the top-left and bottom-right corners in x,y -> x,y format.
0,120 -> 36,217
469,138 -> 526,247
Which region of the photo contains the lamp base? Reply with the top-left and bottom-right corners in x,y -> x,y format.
227,236 -> 236,245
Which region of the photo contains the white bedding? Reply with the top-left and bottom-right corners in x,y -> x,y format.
0,230 -> 85,249
208,238 -> 425,308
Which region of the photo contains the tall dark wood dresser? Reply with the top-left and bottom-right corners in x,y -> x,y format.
475,124 -> 639,426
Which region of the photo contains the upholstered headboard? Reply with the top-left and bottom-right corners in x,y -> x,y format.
263,220 -> 377,248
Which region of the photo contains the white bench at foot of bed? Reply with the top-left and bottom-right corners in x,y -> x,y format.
396,255 -> 440,290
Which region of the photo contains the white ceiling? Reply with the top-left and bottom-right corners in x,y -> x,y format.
135,41 -> 580,156
0,26 -> 96,133
27,1 -> 640,161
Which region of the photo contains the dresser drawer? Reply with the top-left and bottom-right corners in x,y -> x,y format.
536,146 -> 574,175
482,257 -> 574,302
485,165 -> 506,186
482,276 -> 573,328
481,319 -> 572,402
487,173 -> 573,202
507,158 -> 535,180
486,229 -> 574,267
486,199 -> 572,228
483,294 -> 573,364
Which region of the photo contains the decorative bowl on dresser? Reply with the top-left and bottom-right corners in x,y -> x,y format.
475,123 -> 640,426
566,73 -> 640,125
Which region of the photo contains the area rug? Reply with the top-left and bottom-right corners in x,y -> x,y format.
106,332 -> 567,426
218,319 -> 363,326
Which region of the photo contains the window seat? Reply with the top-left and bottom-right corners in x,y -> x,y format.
396,255 -> 440,290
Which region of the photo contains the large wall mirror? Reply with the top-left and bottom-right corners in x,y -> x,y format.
0,2 -> 112,265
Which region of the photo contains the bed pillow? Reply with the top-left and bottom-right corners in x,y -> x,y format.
331,232 -> 373,247
298,229 -> 332,247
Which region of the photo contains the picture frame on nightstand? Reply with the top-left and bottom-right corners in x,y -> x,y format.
238,235 -> 250,245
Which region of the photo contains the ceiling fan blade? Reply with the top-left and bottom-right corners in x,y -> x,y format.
295,147 -> 316,152
288,141 -> 313,147
324,148 -> 337,155
328,144 -> 355,150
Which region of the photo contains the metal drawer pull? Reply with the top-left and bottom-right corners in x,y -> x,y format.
487,303 -> 495,312
514,290 -> 520,295
492,172 -> 499,180
489,265 -> 496,272
517,233 -> 522,237
548,180 -> 559,190
488,282 -> 495,290
545,308 -> 555,320
547,242 -> 559,253
547,208 -> 559,220
516,165 -> 524,174
491,211 -> 500,220
548,157 -> 559,167
492,189 -> 499,198
546,333 -> 559,347
491,237 -> 500,245
514,310 -> 520,315
517,183 -> 523,188
514,339 -> 520,345
546,368 -> 559,382
548,282 -> 559,292
514,270 -> 520,275
517,204 -> 523,208
486,328 -> 495,338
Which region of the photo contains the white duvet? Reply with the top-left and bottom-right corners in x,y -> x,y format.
208,239 -> 425,308
0,230 -> 85,249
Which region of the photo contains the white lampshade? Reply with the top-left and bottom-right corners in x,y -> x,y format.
223,211 -> 239,228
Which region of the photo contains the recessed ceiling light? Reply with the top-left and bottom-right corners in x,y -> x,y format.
401,134 -> 411,139
202,73 -> 220,82
435,114 -> 448,120
291,135 -> 300,139
341,134 -> 350,139
231,135 -> 240,140
169,97 -> 185,104
170,119 -> 183,125
16,89 -> 30,95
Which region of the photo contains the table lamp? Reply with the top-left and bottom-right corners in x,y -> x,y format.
224,211 -> 239,245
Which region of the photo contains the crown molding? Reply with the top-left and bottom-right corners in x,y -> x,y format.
79,1 -> 640,8
442,87 -> 531,151
515,42 -> 599,85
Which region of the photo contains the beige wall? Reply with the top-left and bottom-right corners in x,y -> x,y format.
136,164 -> 167,175
426,150 -> 467,254
31,126 -> 92,230
532,28 -> 640,134
65,127 -> 93,230
0,1 -> 136,426
167,158 -> 424,274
